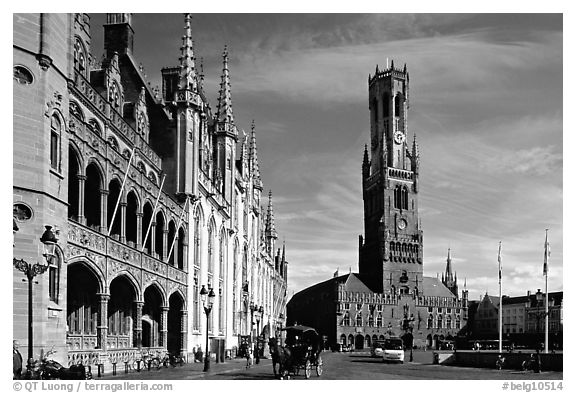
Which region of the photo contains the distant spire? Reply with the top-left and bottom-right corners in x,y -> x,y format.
265,190 -> 278,239
178,13 -> 197,92
445,248 -> 453,281
391,59 -> 395,69
216,46 -> 235,125
282,240 -> 286,261
249,121 -> 262,188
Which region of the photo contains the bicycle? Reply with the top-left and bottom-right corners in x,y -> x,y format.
160,352 -> 185,368
132,351 -> 161,371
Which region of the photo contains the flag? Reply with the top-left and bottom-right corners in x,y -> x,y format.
498,242 -> 502,281
544,230 -> 551,276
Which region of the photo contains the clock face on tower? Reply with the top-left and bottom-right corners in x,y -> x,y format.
394,131 -> 405,145
398,218 -> 407,230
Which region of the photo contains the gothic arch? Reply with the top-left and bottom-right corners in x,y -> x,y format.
142,281 -> 168,308
68,140 -> 84,172
85,157 -> 106,182
108,271 -> 142,301
67,257 -> 105,293
167,288 -> 187,309
87,118 -> 102,136
73,35 -> 88,76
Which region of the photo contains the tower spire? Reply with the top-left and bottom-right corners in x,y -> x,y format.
216,45 -> 235,125
249,121 -> 262,189
178,13 -> 197,92
265,189 -> 278,238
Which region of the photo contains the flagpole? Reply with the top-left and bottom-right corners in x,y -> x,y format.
107,147 -> 136,237
141,173 -> 167,252
165,196 -> 190,264
544,229 -> 549,354
498,241 -> 503,353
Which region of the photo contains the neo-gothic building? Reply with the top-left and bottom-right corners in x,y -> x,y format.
287,62 -> 467,349
13,13 -> 288,369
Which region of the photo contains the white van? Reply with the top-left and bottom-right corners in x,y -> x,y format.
383,338 -> 405,364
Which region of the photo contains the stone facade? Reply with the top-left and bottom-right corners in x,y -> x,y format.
287,62 -> 467,350
13,13 -> 288,369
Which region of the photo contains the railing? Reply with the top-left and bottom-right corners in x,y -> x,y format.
388,167 -> 414,181
67,220 -> 187,285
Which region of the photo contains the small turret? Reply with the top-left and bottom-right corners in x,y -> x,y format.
177,13 -> 197,93
362,144 -> 370,180
249,121 -> 263,190
265,190 -> 278,254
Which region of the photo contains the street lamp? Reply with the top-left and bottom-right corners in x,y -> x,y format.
249,302 -> 256,343
13,225 -> 59,373
526,289 -> 545,373
200,285 -> 215,372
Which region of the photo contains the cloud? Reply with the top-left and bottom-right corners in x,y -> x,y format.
481,146 -> 562,176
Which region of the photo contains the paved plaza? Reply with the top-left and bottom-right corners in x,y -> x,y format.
100,350 -> 563,380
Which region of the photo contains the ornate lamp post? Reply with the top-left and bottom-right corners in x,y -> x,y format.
255,305 -> 263,359
526,289 -> 546,373
200,285 -> 215,372
13,225 -> 59,372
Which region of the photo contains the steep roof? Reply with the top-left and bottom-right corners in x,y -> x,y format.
422,276 -> 456,298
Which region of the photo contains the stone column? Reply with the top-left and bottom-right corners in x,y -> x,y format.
150,223 -> 156,256
136,212 -> 143,249
77,174 -> 86,224
119,201 -> 127,242
172,234 -> 179,268
180,310 -> 188,357
134,301 -> 143,349
100,189 -> 109,234
162,229 -> 169,261
97,293 -> 110,351
182,243 -> 189,272
160,306 -> 169,348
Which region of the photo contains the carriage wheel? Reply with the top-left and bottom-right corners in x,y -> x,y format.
304,360 -> 312,379
316,356 -> 323,377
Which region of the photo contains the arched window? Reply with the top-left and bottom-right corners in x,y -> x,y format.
376,313 -> 383,327
167,221 -> 177,266
177,227 -> 185,270
155,212 -> 165,260
402,186 -> 408,210
142,203 -> 153,254
50,115 -> 61,171
207,224 -> 214,276
437,314 -> 443,329
368,315 -> 374,327
395,93 -> 402,117
84,163 -> 102,229
107,180 -> 121,238
428,315 -> 433,329
126,192 -> 138,246
73,37 -> 87,76
48,247 -> 63,303
382,93 -> 390,117
356,314 -> 363,327
68,146 -> 81,221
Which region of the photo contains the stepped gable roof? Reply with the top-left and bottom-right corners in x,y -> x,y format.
422,276 -> 456,298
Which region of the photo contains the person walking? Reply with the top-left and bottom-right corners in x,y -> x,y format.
13,340 -> 23,379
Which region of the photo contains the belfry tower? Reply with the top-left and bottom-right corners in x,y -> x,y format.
359,61 -> 423,294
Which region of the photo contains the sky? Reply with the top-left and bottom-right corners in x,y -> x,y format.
87,13 -> 563,302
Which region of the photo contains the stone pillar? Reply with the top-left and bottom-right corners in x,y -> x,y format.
77,174 -> 86,224
180,310 -> 188,357
134,301 -> 143,349
119,201 -> 127,242
136,212 -> 143,249
172,234 -> 179,267
97,293 -> 110,351
160,306 -> 169,348
150,223 -> 156,256
162,229 -> 169,261
100,189 -> 109,234
182,243 -> 189,271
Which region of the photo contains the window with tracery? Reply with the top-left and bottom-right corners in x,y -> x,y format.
73,37 -> 87,76
50,115 -> 61,171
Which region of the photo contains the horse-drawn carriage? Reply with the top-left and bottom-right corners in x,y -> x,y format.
269,325 -> 323,379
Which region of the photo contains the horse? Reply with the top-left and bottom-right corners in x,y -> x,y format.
268,337 -> 292,379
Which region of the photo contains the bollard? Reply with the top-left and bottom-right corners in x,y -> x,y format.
147,360 -> 151,371
124,361 -> 129,374
112,362 -> 117,376
97,364 -> 104,378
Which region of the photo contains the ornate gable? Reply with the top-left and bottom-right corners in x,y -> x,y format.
134,87 -> 150,142
104,53 -> 124,112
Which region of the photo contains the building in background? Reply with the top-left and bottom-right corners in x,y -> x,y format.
288,63 -> 468,350
13,13 -> 288,370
